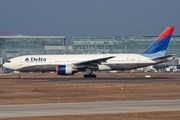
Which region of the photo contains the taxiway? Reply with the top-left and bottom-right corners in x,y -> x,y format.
0,100 -> 180,118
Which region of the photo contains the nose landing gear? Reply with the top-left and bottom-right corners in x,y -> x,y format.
17,73 -> 21,79
14,71 -> 21,79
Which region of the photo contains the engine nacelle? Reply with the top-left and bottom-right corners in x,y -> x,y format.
56,64 -> 75,75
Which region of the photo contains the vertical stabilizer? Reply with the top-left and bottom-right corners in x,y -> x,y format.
142,26 -> 174,58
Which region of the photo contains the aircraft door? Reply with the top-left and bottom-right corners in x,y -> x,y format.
18,59 -> 23,67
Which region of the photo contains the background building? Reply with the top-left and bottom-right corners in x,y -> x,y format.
72,36 -> 180,57
72,36 -> 180,71
0,36 -> 66,60
0,35 -> 180,72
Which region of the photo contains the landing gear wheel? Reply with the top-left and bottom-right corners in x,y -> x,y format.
91,74 -> 96,78
17,74 -> 21,79
84,74 -> 96,78
84,74 -> 88,78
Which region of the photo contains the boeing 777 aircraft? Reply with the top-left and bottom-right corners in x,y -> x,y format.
3,26 -> 175,78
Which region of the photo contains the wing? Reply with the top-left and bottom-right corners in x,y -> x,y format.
74,56 -> 115,67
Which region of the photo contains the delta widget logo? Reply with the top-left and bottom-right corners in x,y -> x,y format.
25,57 -> 46,62
25,58 -> 29,62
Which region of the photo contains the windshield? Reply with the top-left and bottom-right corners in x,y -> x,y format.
6,60 -> 11,63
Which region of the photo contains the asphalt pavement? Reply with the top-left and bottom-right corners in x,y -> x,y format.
0,100 -> 180,118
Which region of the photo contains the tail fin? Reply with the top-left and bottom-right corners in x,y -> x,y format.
142,26 -> 175,58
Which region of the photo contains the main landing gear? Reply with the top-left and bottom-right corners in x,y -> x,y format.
84,74 -> 96,78
83,68 -> 97,78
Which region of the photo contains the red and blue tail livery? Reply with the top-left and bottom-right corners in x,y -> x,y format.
142,26 -> 175,58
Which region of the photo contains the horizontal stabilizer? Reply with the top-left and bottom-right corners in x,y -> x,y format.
152,54 -> 175,61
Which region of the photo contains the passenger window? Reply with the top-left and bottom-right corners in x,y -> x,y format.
6,61 -> 11,63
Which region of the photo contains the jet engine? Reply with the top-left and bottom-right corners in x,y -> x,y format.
56,64 -> 76,75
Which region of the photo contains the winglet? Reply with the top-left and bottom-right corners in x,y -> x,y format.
142,26 -> 175,58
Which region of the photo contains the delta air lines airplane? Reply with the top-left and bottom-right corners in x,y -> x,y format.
3,26 -> 175,78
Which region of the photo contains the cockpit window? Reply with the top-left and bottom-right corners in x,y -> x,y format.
6,61 -> 11,63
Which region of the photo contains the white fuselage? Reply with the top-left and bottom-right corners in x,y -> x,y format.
3,54 -> 156,72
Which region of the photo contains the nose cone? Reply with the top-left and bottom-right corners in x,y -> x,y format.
3,61 -> 13,70
3,63 -> 9,69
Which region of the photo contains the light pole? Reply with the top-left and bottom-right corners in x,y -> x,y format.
103,41 -> 108,53
122,41 -> 128,53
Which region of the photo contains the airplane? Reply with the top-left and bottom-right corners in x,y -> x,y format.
3,26 -> 175,78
